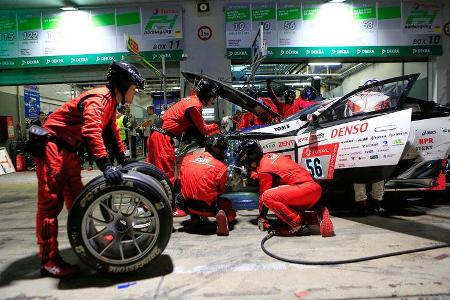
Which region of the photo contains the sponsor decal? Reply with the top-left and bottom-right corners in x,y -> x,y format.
393,139 -> 404,146
371,135 -> 387,140
274,124 -> 291,132
419,138 -> 433,145
389,131 -> 408,137
342,146 -> 360,150
358,156 -> 366,160
362,143 -> 378,148
309,132 -> 324,140
370,155 -> 378,159
338,164 -> 346,168
416,145 -> 433,151
338,158 -> 348,162
382,140 -> 388,146
443,129 -> 450,133
297,136 -> 309,143
421,130 -> 436,136
262,142 -> 276,150
339,153 -> 349,157
340,139 -> 354,144
331,122 -> 368,138
357,137 -> 368,142
278,139 -> 295,148
351,151 -> 362,155
383,154 -> 395,158
379,148 -> 389,152
365,150 -> 374,154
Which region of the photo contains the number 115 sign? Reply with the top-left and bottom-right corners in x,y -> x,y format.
299,143 -> 339,180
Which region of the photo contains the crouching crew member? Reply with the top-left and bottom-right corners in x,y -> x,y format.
235,140 -> 334,237
179,135 -> 236,236
33,61 -> 144,277
146,79 -> 220,217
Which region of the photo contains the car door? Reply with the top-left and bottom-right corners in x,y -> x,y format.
294,74 -> 419,183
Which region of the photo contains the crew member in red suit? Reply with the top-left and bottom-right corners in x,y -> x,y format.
267,80 -> 299,118
179,134 -> 236,236
34,61 -> 144,277
146,79 -> 220,217
235,140 -> 334,237
295,86 -> 319,110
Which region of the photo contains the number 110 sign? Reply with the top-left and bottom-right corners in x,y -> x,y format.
300,143 -> 339,180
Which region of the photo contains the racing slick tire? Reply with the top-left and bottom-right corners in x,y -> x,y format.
68,170 -> 173,274
122,161 -> 174,208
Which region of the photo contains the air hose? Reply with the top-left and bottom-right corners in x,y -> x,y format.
261,231 -> 450,265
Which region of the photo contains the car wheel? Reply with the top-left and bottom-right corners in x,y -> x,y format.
68,171 -> 173,274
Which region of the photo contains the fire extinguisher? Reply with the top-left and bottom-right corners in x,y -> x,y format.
16,152 -> 26,172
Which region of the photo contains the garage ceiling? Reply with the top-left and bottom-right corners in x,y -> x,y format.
0,0 -> 173,9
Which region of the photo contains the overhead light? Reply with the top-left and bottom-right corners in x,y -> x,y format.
61,6 -> 78,11
308,62 -> 341,66
328,0 -> 346,3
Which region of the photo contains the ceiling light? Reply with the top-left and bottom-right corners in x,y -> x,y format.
328,0 -> 346,3
61,6 -> 78,11
308,62 -> 341,66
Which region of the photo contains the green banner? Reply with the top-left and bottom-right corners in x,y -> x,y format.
0,17 -> 16,31
353,7 -> 376,20
277,7 -> 301,21
227,45 -> 442,60
42,16 -> 61,30
18,17 -> 41,31
92,13 -> 115,27
378,6 -> 401,20
116,12 -> 140,26
0,49 -> 183,69
302,8 -> 319,21
225,8 -> 251,22
252,8 -> 276,21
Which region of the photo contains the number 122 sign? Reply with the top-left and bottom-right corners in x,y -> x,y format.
300,143 -> 339,180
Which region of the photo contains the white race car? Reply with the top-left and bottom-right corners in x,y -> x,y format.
183,72 -> 450,194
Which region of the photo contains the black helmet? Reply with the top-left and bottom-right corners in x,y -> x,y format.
196,79 -> 219,105
243,88 -> 258,100
284,88 -> 296,104
205,134 -> 228,161
117,104 -> 126,114
107,61 -> 144,103
236,140 -> 263,166
301,86 -> 317,101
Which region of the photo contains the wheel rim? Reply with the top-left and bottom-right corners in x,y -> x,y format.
81,190 -> 160,265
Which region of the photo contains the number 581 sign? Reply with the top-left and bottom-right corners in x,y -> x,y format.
300,143 -> 339,180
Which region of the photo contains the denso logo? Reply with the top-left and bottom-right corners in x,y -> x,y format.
331,122 -> 368,138
274,124 -> 290,132
419,138 -> 433,145
421,130 -> 436,136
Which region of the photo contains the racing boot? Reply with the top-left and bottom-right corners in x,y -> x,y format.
354,200 -> 369,217
215,210 -> 229,236
276,225 -> 311,237
40,218 -> 79,278
173,207 -> 187,217
372,200 -> 387,216
320,207 -> 334,237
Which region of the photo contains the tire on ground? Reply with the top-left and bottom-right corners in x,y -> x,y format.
68,171 -> 173,274
123,162 -> 174,208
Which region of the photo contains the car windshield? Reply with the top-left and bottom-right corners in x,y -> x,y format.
318,75 -> 416,123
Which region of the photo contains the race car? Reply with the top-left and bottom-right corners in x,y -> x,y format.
182,72 -> 450,194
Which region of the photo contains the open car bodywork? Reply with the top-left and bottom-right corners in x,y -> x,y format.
182,72 -> 450,193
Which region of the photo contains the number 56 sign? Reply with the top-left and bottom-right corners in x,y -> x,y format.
299,143 -> 339,180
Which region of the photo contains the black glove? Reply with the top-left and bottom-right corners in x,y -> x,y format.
104,165 -> 123,184
96,156 -> 123,184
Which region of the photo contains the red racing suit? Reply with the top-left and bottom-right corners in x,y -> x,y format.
146,94 -> 219,184
179,152 -> 235,221
294,97 -> 318,111
255,153 -> 322,228
237,112 -> 254,130
35,86 -> 124,259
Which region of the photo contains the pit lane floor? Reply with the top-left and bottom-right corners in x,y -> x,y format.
0,171 -> 449,300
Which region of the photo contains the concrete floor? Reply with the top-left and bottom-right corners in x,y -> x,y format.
0,171 -> 449,300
